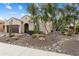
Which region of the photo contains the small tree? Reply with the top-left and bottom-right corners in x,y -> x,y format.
8,20 -> 13,37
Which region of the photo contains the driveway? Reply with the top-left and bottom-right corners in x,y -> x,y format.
0,42 -> 69,56
0,32 -> 5,37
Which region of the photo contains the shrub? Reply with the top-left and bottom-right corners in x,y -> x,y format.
76,23 -> 79,34
60,25 -> 68,34
32,34 -> 37,38
67,28 -> 73,36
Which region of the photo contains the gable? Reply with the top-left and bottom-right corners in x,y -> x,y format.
5,17 -> 22,25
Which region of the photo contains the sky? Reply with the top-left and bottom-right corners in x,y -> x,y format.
0,3 -> 30,20
0,3 -> 65,20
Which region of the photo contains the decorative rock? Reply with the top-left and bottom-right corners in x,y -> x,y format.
57,49 -> 62,52
39,37 -> 45,40
48,47 -> 52,50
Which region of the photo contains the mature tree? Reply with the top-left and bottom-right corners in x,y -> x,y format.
28,3 -> 40,33
27,3 -> 79,34
37,3 -> 57,33
63,3 -> 79,33
46,3 -> 57,31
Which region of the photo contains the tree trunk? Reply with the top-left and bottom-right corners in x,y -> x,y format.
9,20 -> 13,37
73,20 -> 76,34
42,20 -> 49,34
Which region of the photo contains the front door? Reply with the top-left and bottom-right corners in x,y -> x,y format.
24,23 -> 29,33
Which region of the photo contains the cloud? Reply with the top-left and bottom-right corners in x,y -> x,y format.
0,17 -> 4,20
6,5 -> 12,10
21,13 -> 26,16
18,5 -> 23,10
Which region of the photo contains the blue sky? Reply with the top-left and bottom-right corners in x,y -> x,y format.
0,3 -> 65,20
0,3 -> 30,20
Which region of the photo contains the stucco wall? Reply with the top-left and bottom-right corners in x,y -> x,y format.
21,16 -> 53,34
5,18 -> 22,33
4,16 -> 53,34
21,16 -> 34,33
39,19 -> 53,34
0,20 -> 4,32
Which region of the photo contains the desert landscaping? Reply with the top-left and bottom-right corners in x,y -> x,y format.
0,31 -> 79,56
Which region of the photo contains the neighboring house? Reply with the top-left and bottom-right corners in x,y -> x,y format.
0,20 -> 5,32
5,15 -> 53,34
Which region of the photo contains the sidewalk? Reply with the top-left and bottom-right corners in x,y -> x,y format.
0,42 -> 69,56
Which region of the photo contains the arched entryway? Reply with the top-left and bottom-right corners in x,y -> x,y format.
24,23 -> 29,33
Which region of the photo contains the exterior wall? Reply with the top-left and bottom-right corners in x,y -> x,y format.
45,21 -> 52,33
21,16 -> 34,33
4,16 -> 53,34
21,16 -> 53,34
39,19 -> 46,33
39,19 -> 53,34
5,19 -> 22,33
0,20 -> 4,32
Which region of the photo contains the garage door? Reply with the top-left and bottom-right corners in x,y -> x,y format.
7,25 -> 19,33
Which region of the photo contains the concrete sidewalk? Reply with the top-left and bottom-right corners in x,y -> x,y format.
0,42 -> 69,56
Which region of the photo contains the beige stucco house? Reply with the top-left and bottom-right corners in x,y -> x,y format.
5,15 -> 53,34
5,16 -> 35,34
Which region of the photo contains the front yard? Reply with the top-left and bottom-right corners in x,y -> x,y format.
0,31 -> 79,56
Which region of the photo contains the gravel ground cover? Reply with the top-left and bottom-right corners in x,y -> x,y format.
0,32 -> 79,55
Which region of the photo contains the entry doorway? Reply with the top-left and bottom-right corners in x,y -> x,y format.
24,23 -> 29,33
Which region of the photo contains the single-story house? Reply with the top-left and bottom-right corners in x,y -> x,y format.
5,15 -> 53,34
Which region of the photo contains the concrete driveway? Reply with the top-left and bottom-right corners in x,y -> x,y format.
0,42 -> 69,56
0,32 -> 5,37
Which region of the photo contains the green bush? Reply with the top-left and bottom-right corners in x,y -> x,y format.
60,25 -> 68,34
32,34 -> 37,38
75,21 -> 79,34
33,25 -> 40,34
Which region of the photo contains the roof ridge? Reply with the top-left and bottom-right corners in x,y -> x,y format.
9,17 -> 22,22
21,15 -> 31,19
